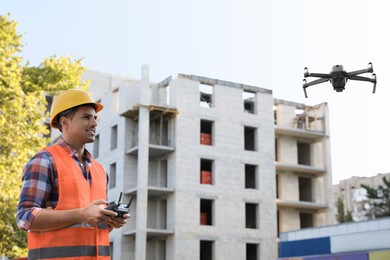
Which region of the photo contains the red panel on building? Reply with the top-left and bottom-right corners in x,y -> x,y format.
201,171 -> 212,184
200,133 -> 212,145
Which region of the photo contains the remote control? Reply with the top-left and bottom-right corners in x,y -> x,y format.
106,192 -> 133,217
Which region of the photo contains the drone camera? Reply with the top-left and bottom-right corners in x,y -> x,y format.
106,192 -> 134,217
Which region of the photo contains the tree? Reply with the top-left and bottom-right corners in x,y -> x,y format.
0,14 -> 89,258
336,197 -> 353,223
361,176 -> 390,219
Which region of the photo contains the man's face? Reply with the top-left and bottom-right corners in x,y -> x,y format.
63,105 -> 98,144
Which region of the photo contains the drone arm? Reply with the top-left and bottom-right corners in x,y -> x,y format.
347,69 -> 371,77
347,63 -> 373,77
305,78 -> 330,87
348,75 -> 375,83
302,78 -> 330,98
348,74 -> 377,93
305,72 -> 332,78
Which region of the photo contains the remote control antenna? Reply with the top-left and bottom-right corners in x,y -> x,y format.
126,195 -> 134,208
118,192 -> 123,204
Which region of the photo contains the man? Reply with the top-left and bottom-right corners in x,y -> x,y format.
16,89 -> 129,259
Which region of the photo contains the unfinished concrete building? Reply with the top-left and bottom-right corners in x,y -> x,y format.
274,100 -> 335,236
53,66 -> 335,259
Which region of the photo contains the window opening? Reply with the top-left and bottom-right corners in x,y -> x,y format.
246,243 -> 259,260
93,134 -> 100,158
110,125 -> 118,150
109,163 -> 116,189
200,120 -> 213,145
200,199 -> 213,225
200,159 -> 213,185
245,164 -> 257,189
273,106 -> 277,125
275,139 -> 279,161
200,84 -> 213,108
245,203 -> 258,229
300,212 -> 314,228
200,240 -> 213,260
297,142 -> 311,165
299,177 -> 312,202
113,89 -> 119,112
244,126 -> 256,151
243,91 -> 255,114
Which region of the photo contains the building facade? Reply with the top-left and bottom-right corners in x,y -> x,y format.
51,66 -> 334,259
275,99 -> 335,236
333,173 -> 390,222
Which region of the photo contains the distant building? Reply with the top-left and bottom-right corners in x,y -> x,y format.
51,67 -> 335,259
333,173 -> 390,222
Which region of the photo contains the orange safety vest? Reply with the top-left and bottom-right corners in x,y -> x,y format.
27,144 -> 110,260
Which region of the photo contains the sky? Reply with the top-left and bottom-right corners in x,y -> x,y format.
1,0 -> 390,184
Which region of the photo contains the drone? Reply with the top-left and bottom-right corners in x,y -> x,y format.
302,62 -> 377,98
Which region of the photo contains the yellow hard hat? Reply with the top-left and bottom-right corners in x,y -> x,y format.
50,89 -> 104,129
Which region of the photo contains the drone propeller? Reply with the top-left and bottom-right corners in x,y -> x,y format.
303,79 -> 308,98
372,74 -> 377,93
367,62 -> 373,72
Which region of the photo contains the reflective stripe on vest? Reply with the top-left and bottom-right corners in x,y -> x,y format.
28,245 -> 110,259
28,144 -> 109,259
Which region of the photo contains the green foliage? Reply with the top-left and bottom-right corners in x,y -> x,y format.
336,197 -> 353,223
361,176 -> 390,219
0,14 -> 89,258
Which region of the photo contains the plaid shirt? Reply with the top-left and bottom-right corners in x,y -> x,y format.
16,137 -> 108,231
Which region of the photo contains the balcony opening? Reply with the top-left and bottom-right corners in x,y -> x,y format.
300,212 -> 314,228
245,164 -> 257,189
243,91 -> 255,114
147,199 -> 167,229
200,120 -> 213,145
200,240 -> 213,260
150,115 -> 169,146
149,159 -> 168,188
299,177 -> 312,202
200,84 -> 213,108
200,159 -> 213,185
200,199 -> 213,225
244,126 -> 256,151
245,203 -> 258,229
246,243 -> 259,260
297,142 -> 311,165
146,240 -> 166,260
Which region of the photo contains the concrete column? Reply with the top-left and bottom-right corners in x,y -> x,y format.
135,65 -> 151,260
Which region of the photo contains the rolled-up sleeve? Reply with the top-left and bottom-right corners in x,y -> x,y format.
16,151 -> 53,230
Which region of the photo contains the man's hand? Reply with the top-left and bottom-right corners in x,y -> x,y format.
81,200 -> 118,226
107,213 -> 130,230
